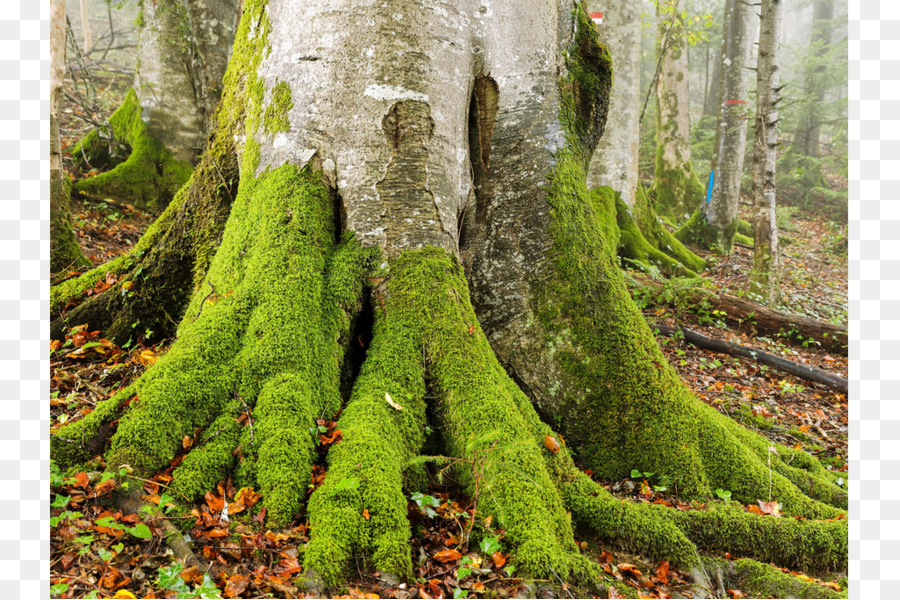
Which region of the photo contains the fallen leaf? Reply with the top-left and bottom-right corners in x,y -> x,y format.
224,574 -> 250,598
544,435 -> 560,454
757,500 -> 781,516
205,491 -> 225,512
492,551 -> 507,567
363,508 -> 370,521
655,560 -> 669,584
599,550 -> 613,564
112,591 -> 137,599
385,392 -> 403,411
617,563 -> 642,579
73,472 -> 90,488
434,549 -> 463,563
747,504 -> 764,515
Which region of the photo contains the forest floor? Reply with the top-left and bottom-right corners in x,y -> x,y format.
49,184 -> 848,599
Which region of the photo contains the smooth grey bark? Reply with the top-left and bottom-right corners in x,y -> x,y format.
703,43 -> 721,118
51,0 -> 87,274
750,0 -> 782,305
653,1 -> 703,221
135,0 -> 240,164
586,0 -> 641,207
702,0 -> 754,253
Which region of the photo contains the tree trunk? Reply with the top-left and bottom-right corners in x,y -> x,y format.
703,41 -> 721,118
586,0 -> 641,208
51,0 -> 88,275
52,0 -> 847,590
653,2 -> 704,222
750,0 -> 783,305
797,0 -> 834,157
693,0 -> 755,254
70,0 -> 240,210
79,0 -> 92,54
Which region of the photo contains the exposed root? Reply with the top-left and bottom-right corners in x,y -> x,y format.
731,557 -> 847,598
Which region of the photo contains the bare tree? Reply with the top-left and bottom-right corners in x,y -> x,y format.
750,0 -> 783,304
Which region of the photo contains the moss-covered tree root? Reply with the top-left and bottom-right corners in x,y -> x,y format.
732,557 -> 847,598
70,89 -> 193,211
590,186 -> 705,277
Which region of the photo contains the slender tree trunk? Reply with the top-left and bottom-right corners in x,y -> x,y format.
700,0 -> 755,253
79,0 -> 92,54
750,0 -> 783,305
586,0 -> 641,208
51,0 -> 88,274
653,1 -> 704,221
797,0 -> 834,157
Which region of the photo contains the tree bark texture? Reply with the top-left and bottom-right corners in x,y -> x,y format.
51,0 -> 88,274
52,0 -> 848,589
585,0 -> 641,207
136,0 -> 241,164
750,0 -> 783,305
653,2 -> 704,222
702,0 -> 755,254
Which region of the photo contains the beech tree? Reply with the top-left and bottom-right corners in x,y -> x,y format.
652,0 -> 705,222
51,0 -> 846,591
70,0 -> 240,211
749,0 -> 783,304
677,0 -> 754,253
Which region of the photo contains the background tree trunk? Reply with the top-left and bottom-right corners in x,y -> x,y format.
51,0 -> 88,274
797,0 -> 834,157
586,0 -> 641,207
697,0 -> 755,253
69,0 -> 240,210
79,0 -> 92,54
750,0 -> 783,305
135,0 -> 240,164
653,1 -> 704,222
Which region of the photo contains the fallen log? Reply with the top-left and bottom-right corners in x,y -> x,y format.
654,324 -> 848,395
633,274 -> 847,354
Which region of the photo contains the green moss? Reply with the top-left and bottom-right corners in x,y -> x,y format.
669,503 -> 847,572
589,186 -> 697,277
529,13 -> 845,524
263,80 -> 293,134
70,89 -> 192,211
733,558 -> 847,598
50,386 -> 136,469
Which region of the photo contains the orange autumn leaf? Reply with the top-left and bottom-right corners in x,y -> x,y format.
235,487 -> 261,508
617,563 -> 642,579
363,508 -> 370,521
205,491 -> 225,512
599,550 -> 614,564
823,582 -> 842,591
655,560 -> 669,584
492,551 -> 507,567
183,435 -> 194,450
544,435 -> 560,454
73,472 -> 90,488
747,504 -> 764,515
434,549 -> 463,563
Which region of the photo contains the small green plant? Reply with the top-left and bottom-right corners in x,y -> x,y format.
410,492 -> 441,519
777,380 -> 805,395
714,488 -> 732,503
156,563 -> 222,599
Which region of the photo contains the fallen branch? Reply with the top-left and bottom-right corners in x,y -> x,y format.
633,274 -> 848,353
654,324 -> 848,395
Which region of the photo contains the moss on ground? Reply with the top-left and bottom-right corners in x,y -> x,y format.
733,557 -> 847,598
70,89 -> 192,211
